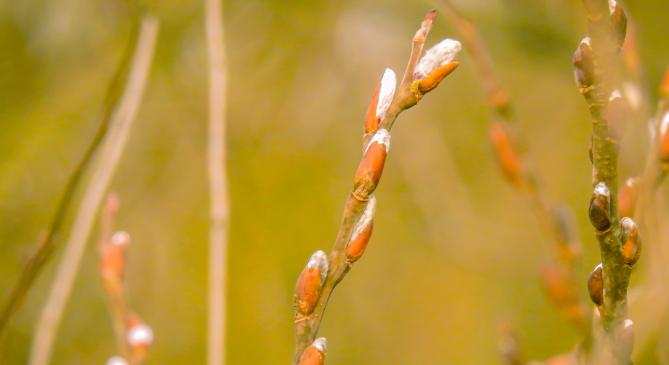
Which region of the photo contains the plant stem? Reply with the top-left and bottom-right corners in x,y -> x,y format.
28,16 -> 158,365
204,0 -> 230,364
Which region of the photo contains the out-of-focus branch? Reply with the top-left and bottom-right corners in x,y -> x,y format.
433,0 -> 588,331
28,16 -> 158,365
0,13 -> 143,338
204,0 -> 230,364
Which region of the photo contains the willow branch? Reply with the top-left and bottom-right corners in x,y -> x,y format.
28,16 -> 158,365
293,10 -> 461,364
204,0 -> 230,364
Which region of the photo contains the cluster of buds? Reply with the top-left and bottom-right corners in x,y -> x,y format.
412,38 -> 461,95
346,197 -> 376,263
126,313 -> 154,361
299,337 -> 327,365
489,122 -> 524,189
295,251 -> 328,316
589,182 -> 612,232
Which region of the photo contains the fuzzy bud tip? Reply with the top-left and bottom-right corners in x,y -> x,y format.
106,356 -> 129,365
306,250 -> 329,282
110,231 -> 131,247
365,128 -> 391,154
376,69 -> 396,120
127,323 -> 154,347
414,39 -> 462,80
313,337 -> 327,354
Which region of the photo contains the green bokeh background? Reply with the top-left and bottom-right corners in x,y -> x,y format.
1,0 -> 668,363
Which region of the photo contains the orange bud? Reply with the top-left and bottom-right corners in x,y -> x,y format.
295,251 -> 328,315
346,197 -> 376,263
659,112 -> 669,164
363,83 -> 381,135
126,313 -> 153,357
588,263 -> 604,306
618,178 -> 638,218
489,122 -> 523,188
610,2 -> 627,49
621,217 -> 641,266
660,68 -> 669,99
100,231 -> 130,293
299,337 -> 326,365
541,264 -> 584,322
353,129 -> 390,201
417,61 -> 459,94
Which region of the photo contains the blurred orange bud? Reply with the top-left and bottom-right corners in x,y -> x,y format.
659,112 -> 669,164
353,129 -> 390,201
299,337 -> 326,365
615,319 -> 634,361
660,68 -> 669,98
106,356 -> 128,365
606,90 -> 627,139
573,37 -> 595,89
541,264 -> 584,323
588,263 -> 604,306
126,314 -> 153,355
620,217 -> 641,266
416,61 -> 459,94
610,2 -> 627,49
346,196 -> 376,263
489,122 -> 524,188
100,231 -> 131,293
618,178 -> 638,218
589,182 -> 612,232
295,251 -> 328,315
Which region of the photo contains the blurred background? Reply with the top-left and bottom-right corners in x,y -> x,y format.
1,0 -> 669,363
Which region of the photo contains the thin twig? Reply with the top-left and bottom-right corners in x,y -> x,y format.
28,16 -> 159,365
0,15 -> 143,338
204,0 -> 230,364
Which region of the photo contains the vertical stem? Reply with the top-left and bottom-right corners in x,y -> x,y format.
205,0 -> 230,364
28,16 -> 159,365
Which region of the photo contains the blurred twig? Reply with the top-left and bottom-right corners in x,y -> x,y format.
28,16 -> 158,365
433,0 -> 588,331
0,13 -> 143,338
204,0 -> 230,364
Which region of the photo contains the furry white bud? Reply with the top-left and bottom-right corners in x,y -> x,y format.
110,231 -> 131,246
351,196 -> 376,242
376,69 -> 396,120
106,356 -> 128,365
313,337 -> 327,354
609,0 -> 617,14
127,323 -> 154,347
364,128 -> 391,155
414,39 -> 461,80
306,250 -> 329,283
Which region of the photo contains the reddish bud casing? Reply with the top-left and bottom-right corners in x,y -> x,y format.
620,217 -> 641,266
416,61 -> 459,94
346,197 -> 376,263
299,337 -> 327,365
353,129 -> 390,201
295,251 -> 328,315
588,263 -> 604,306
589,182 -> 612,232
